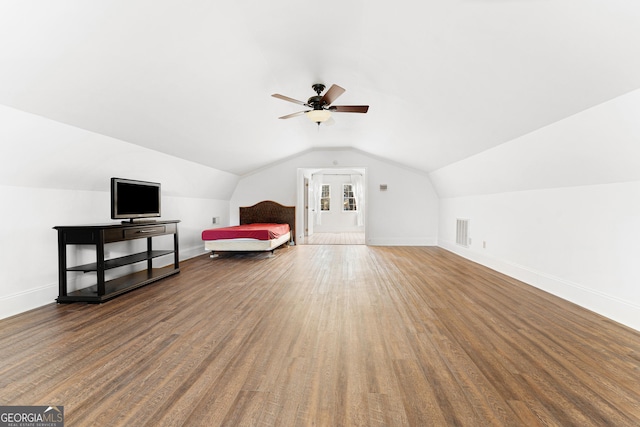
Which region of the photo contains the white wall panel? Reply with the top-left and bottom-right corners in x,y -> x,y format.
0,105 -> 238,319
230,148 -> 439,246
432,90 -> 640,331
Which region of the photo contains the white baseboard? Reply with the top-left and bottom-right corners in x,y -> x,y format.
0,283 -> 58,320
179,245 -> 209,260
439,239 -> 640,332
367,236 -> 438,246
0,247 -> 208,321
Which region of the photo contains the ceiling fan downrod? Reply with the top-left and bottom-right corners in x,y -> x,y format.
311,83 -> 326,96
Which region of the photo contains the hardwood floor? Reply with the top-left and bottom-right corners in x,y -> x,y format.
300,232 -> 365,245
1,246 -> 639,426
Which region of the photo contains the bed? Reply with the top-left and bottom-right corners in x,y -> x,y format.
202,200 -> 295,257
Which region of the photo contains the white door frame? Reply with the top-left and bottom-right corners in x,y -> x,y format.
296,167 -> 367,244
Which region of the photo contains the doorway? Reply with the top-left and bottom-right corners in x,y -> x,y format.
296,168 -> 366,245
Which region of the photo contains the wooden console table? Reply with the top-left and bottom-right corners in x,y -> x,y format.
54,220 -> 180,303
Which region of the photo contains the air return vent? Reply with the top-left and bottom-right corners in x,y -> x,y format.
456,219 -> 469,247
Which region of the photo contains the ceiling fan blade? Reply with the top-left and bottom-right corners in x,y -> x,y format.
320,84 -> 345,106
278,110 -> 309,119
272,93 -> 309,107
330,105 -> 369,113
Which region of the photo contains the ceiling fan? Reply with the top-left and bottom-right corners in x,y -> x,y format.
272,83 -> 369,126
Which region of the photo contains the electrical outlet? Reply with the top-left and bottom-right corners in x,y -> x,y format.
212,217 -> 220,224
483,241 -> 486,249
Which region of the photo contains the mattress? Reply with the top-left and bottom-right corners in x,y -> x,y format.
204,232 -> 291,252
201,223 -> 290,241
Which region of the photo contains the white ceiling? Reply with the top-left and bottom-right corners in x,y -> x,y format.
2,1 -> 640,176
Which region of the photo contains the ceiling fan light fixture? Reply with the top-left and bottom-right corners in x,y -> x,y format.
306,109 -> 331,123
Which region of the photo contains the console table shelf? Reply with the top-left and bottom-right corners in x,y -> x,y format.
54,220 -> 180,304
67,250 -> 175,272
57,266 -> 178,303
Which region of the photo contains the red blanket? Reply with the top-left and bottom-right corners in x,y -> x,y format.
201,223 -> 290,241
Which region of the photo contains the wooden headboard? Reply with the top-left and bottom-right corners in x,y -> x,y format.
239,201 -> 296,242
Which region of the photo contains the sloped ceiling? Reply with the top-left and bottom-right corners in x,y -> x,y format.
1,1 -> 640,176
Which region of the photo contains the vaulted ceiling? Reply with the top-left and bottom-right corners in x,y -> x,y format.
2,1 -> 639,176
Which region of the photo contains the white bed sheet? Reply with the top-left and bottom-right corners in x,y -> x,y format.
204,231 -> 290,252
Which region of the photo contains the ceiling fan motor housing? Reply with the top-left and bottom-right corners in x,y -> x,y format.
309,84 -> 327,109
307,95 -> 325,109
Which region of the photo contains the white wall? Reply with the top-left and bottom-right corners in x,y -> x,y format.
431,89 -> 640,331
230,148 -> 439,246
0,105 -> 239,319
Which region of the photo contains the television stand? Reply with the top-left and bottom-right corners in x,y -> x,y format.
54,220 -> 180,303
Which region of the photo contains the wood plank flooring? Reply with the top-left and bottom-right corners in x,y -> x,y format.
1,245 -> 639,426
300,232 -> 365,245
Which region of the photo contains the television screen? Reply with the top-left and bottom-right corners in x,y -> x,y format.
111,178 -> 161,220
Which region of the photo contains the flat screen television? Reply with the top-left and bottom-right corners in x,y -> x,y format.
111,178 -> 161,222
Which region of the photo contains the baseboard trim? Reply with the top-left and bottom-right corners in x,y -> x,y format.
367,237 -> 438,246
0,247 -> 209,321
0,283 -> 58,320
180,245 -> 209,260
439,240 -> 640,332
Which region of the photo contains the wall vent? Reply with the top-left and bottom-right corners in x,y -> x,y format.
456,219 -> 469,247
